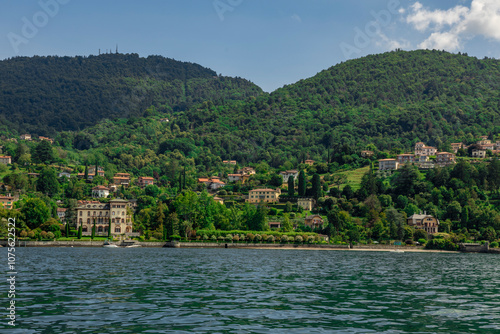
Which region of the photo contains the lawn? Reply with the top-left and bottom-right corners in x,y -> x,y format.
331,166 -> 370,191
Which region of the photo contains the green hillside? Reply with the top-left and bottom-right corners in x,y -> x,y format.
167,50 -> 500,165
0,53 -> 263,136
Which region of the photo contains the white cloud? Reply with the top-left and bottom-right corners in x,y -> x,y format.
291,14 -> 302,23
405,0 -> 500,51
406,2 -> 468,32
418,31 -> 461,50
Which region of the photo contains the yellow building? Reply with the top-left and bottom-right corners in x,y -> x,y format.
0,194 -> 18,209
246,188 -> 281,203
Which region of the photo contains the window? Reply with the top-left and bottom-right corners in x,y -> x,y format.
87,218 -> 90,223
115,227 -> 121,233
79,211 -> 82,216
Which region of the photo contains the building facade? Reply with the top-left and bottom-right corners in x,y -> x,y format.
75,199 -> 135,236
137,176 -> 154,188
415,142 -> 437,156
0,156 -> 11,165
0,194 -> 18,209
304,215 -> 324,228
280,170 -> 299,182
92,185 -> 110,198
297,198 -> 315,211
407,213 -> 439,234
378,159 -> 398,170
246,188 -> 281,203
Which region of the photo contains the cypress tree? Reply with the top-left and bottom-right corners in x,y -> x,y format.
311,174 -> 322,200
298,170 -> 306,197
77,225 -> 82,239
288,175 -> 295,197
108,219 -> 112,239
84,163 -> 88,180
65,222 -> 70,237
91,219 -> 96,240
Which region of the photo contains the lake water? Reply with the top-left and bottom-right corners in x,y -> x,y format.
2,248 -> 500,333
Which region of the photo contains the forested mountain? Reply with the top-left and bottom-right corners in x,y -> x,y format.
2,50 -> 500,166
0,53 -> 263,135
174,50 -> 500,164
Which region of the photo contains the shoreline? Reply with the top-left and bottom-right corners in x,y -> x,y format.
0,240 -> 471,253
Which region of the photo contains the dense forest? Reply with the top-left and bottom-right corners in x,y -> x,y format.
0,53 -> 263,135
2,50 -> 500,249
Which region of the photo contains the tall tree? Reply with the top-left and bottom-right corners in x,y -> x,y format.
282,213 -> 293,232
36,167 -> 60,196
21,198 -> 50,230
91,218 -> 96,240
84,163 -> 88,180
32,140 -> 54,164
311,173 -> 322,200
288,175 -> 295,197
298,170 -> 306,197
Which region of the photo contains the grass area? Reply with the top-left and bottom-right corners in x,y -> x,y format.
332,166 -> 370,191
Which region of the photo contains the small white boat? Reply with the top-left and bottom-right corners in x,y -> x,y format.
125,244 -> 141,248
103,240 -> 119,248
391,249 -> 404,253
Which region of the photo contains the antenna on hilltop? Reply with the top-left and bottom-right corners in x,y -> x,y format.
99,48 -> 101,55
116,44 -> 118,54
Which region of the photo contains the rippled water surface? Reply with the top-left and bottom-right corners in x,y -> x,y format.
2,248 -> 500,333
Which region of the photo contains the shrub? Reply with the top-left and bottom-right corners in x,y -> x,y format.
152,231 -> 162,240
490,241 -> 499,248
218,236 -> 225,242
20,230 -> 28,238
27,231 -> 35,239
267,235 -> 275,243
295,235 -> 303,243
239,234 -> 246,241
425,239 -> 458,251
225,234 -> 233,242
210,235 -> 217,241
171,235 -> 181,241
233,235 -> 240,242
307,236 -> 315,244
202,234 -> 208,240
280,235 -> 289,243
246,233 -> 255,242
255,234 -> 262,242
40,231 -> 48,239
47,232 -> 55,239
418,238 -> 427,245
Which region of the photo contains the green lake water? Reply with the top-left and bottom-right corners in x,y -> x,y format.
2,248 -> 500,333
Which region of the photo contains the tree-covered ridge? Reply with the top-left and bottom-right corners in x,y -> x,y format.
270,49 -> 500,149
166,50 -> 500,165
0,53 -> 263,136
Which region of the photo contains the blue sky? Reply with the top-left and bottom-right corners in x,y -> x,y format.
2,0 -> 500,92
